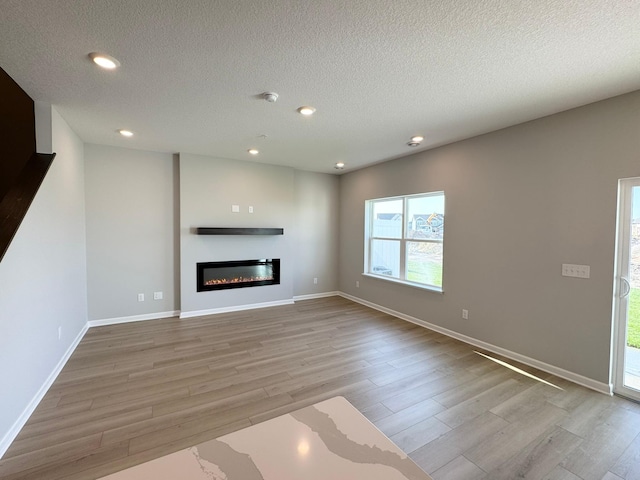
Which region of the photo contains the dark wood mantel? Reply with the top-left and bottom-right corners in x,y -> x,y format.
196,227 -> 284,235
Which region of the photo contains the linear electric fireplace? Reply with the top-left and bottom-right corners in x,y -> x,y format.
197,259 -> 280,292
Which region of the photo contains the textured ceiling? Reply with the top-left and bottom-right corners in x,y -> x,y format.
0,0 -> 638,174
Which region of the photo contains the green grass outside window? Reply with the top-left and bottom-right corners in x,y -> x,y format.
628,288 -> 640,349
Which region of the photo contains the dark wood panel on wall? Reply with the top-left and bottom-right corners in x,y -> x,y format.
0,65 -> 36,200
0,153 -> 55,262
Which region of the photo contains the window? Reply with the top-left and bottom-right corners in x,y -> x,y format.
365,192 -> 444,291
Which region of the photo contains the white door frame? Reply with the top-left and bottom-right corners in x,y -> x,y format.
611,177 -> 640,401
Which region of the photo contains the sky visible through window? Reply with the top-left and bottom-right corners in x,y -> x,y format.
373,195 -> 444,215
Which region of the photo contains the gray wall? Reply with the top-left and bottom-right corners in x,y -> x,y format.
84,144 -> 177,320
82,150 -> 340,320
339,90 -> 640,385
179,153 -> 296,314
0,108 -> 87,444
294,170 -> 340,296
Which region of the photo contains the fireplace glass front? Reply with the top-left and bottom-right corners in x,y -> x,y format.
197,259 -> 280,292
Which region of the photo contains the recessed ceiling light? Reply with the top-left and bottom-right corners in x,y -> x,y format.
89,52 -> 120,70
248,148 -> 259,155
118,129 -> 134,137
335,162 -> 345,169
298,106 -> 316,116
411,136 -> 424,143
407,141 -> 420,147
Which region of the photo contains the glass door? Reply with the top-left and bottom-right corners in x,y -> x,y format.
613,177 -> 640,401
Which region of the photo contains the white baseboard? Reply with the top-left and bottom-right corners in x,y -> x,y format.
0,323 -> 89,459
180,299 -> 294,319
339,292 -> 613,396
88,310 -> 180,327
293,291 -> 340,301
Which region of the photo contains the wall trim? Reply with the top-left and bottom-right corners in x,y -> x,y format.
180,299 -> 294,319
88,310 -> 180,327
0,322 -> 89,459
293,291 -> 340,301
339,292 -> 613,396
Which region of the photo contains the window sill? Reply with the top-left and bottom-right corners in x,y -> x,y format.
361,273 -> 444,293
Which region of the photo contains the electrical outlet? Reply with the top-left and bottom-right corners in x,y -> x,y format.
462,309 -> 469,320
356,280 -> 360,288
153,291 -> 163,300
138,293 -> 145,302
313,277 -> 318,284
248,206 -> 254,213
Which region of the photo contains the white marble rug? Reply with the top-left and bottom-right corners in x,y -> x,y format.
100,396 -> 433,479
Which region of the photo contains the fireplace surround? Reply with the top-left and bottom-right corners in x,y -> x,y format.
197,259 -> 280,292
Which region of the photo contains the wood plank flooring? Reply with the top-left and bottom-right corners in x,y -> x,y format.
2,296 -> 640,479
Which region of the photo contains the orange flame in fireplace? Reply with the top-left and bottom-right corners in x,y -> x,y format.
204,275 -> 274,286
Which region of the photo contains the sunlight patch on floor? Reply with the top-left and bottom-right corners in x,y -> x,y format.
474,351 -> 564,390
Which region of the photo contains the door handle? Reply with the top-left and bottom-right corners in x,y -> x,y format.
621,277 -> 631,298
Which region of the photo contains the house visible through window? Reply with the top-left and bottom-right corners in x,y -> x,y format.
365,192 -> 444,290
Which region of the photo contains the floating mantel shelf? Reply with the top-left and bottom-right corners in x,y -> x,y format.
196,227 -> 284,235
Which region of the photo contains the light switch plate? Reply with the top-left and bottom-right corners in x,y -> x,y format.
232,205 -> 240,213
562,264 -> 590,278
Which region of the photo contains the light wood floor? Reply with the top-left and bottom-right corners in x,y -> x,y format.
2,297 -> 640,480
